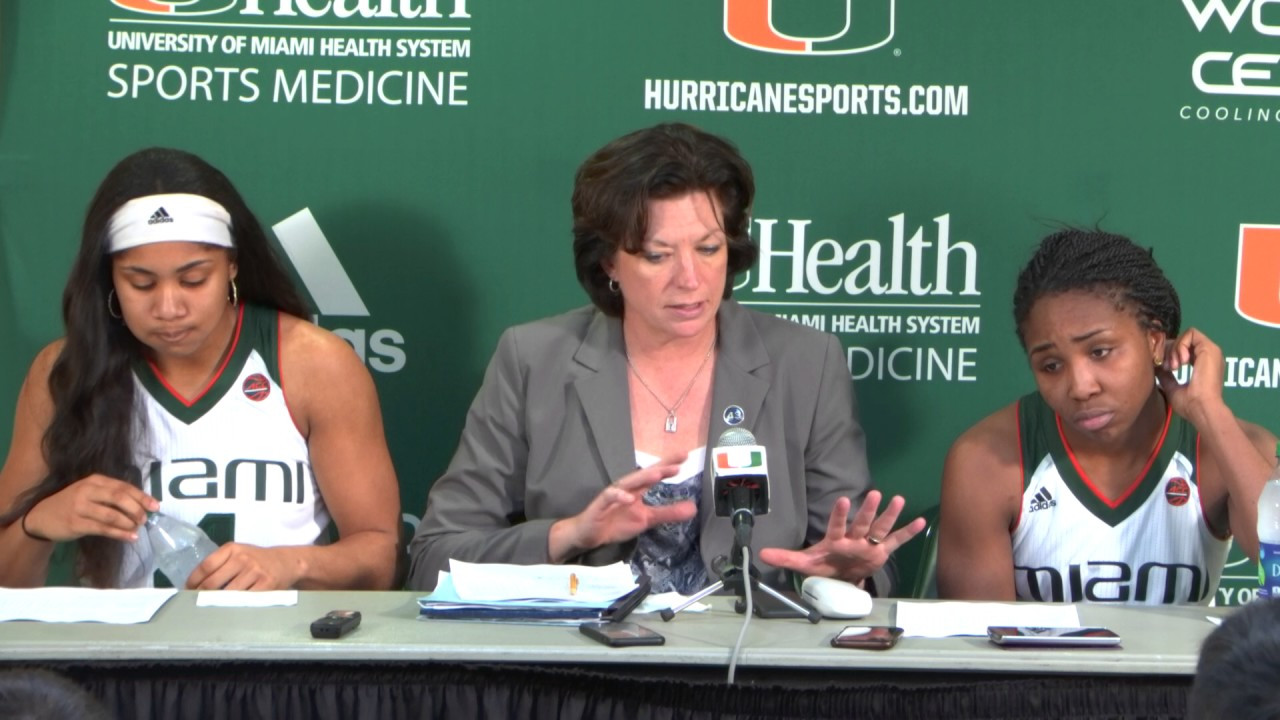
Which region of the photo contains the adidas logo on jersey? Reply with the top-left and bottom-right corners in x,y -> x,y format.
1029,488 -> 1057,513
147,207 -> 173,225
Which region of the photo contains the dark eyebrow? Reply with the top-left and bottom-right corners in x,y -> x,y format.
648,229 -> 723,249
1070,328 -> 1107,344
1028,328 -> 1108,356
120,258 -> 213,275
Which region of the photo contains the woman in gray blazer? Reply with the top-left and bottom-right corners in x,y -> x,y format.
407,123 -> 924,595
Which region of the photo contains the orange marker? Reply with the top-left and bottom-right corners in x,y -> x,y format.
569,573 -> 579,596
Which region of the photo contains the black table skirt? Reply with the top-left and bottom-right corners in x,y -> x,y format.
4,661 -> 1189,720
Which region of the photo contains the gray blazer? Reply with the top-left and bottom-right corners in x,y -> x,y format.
407,300 -> 888,592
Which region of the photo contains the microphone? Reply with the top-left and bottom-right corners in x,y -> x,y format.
711,427 -> 770,551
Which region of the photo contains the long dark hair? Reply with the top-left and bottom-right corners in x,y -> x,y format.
0,148 -> 311,587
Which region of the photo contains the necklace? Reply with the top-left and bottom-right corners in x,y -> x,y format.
626,336 -> 716,433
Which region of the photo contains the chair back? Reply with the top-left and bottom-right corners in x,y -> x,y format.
911,505 -> 940,599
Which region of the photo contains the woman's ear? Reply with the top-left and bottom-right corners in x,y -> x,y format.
1149,328 -> 1168,367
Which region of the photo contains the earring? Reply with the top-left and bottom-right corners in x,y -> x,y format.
1154,356 -> 1163,368
106,289 -> 122,320
608,278 -> 619,294
229,280 -> 239,307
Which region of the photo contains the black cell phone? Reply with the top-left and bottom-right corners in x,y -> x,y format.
310,610 -> 361,639
987,626 -> 1121,647
830,625 -> 903,650
579,620 -> 665,647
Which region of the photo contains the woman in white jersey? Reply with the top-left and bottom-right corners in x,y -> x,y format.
0,148 -> 400,590
407,123 -> 925,595
938,228 -> 1276,604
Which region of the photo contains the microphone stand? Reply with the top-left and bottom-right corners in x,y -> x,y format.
661,509 -> 820,623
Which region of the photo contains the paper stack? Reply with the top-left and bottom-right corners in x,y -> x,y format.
418,560 -> 645,623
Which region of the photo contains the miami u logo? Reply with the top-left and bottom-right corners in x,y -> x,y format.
723,0 -> 895,56
111,0 -> 238,16
1236,224 -> 1280,328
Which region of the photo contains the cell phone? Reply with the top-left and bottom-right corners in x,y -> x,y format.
830,625 -> 902,650
578,620 -> 666,647
987,626 -> 1121,647
310,610 -> 361,639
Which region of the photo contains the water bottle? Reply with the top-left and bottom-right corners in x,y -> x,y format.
1257,442 -> 1280,600
145,512 -> 218,589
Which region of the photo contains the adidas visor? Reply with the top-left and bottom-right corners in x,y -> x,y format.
106,193 -> 233,254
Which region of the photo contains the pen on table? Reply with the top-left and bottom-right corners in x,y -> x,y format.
570,573 -> 579,596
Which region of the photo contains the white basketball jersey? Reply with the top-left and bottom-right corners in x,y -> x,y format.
1011,392 -> 1229,605
117,304 -> 327,587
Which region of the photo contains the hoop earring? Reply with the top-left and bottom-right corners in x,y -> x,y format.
608,278 -> 619,294
229,280 -> 239,307
106,289 -> 122,320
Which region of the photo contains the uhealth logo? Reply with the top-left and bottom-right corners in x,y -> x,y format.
111,0 -> 473,18
112,0 -> 237,15
1236,224 -> 1280,328
724,0 -> 895,56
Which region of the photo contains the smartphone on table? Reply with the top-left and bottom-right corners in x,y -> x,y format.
310,610 -> 361,639
830,625 -> 902,650
579,621 -> 665,647
987,626 -> 1121,647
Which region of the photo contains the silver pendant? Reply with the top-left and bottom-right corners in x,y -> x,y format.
665,413 -> 677,433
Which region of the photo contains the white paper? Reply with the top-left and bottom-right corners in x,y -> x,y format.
196,590 -> 298,607
895,601 -> 1081,638
447,560 -> 637,604
0,588 -> 177,624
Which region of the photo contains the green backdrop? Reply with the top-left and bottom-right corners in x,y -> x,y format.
1,1 -> 1277,601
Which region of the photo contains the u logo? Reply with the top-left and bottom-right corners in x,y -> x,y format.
723,0 -> 895,56
111,0 -> 238,16
1236,224 -> 1280,328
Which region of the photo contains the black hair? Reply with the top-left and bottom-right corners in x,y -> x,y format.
1189,599 -> 1280,719
0,669 -> 111,720
1012,228 -> 1181,348
571,122 -> 758,317
0,147 -> 311,587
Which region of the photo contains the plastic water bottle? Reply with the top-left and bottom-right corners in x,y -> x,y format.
145,512 -> 218,589
1257,443 -> 1280,600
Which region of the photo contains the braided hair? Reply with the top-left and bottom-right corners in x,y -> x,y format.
1012,228 -> 1180,348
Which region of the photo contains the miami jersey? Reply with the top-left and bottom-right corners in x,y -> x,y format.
117,304 -> 327,587
1011,392 -> 1229,605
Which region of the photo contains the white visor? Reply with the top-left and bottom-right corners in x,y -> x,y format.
106,193 -> 233,253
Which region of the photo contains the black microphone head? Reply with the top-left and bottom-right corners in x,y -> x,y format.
718,427 -> 757,447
